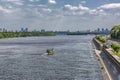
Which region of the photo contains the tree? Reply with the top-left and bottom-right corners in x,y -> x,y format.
110,25 -> 120,39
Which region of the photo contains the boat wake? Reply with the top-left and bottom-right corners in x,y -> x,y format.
41,53 -> 48,56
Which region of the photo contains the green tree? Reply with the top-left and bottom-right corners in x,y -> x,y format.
110,25 -> 120,39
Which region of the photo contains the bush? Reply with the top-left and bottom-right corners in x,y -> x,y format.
95,35 -> 106,43
111,42 -> 120,53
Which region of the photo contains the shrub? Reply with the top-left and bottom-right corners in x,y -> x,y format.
95,35 -> 106,43
111,42 -> 120,53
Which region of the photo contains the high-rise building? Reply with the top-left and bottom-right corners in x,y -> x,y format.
25,28 -> 28,32
20,28 -> 28,32
21,28 -> 24,32
41,29 -> 45,32
97,28 -> 100,32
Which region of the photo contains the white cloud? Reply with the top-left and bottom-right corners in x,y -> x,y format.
64,5 -> 79,11
0,1 -> 120,31
64,4 -> 89,11
1,0 -> 20,1
48,0 -> 56,4
29,0 -> 35,2
1,0 -> 23,5
29,0 -> 39,2
14,2 -> 23,5
63,4 -> 90,16
79,4 -> 89,10
63,3 -> 120,17
81,1 -> 86,4
0,6 -> 13,13
42,8 -> 52,13
89,9 -> 107,16
98,3 -> 120,9
95,3 -> 120,16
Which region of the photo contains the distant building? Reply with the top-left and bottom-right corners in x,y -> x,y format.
105,28 -> 109,32
21,28 -> 24,32
20,28 -> 28,32
3,28 -> 7,32
104,28 -> 110,34
101,28 -> 104,32
41,29 -> 45,32
97,28 -> 100,32
25,28 -> 28,32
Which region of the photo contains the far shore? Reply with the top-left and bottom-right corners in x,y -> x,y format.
0,32 -> 56,39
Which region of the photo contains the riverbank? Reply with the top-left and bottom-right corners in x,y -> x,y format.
0,32 -> 56,39
92,38 -> 112,80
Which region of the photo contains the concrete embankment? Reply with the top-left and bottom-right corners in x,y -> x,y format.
92,38 -> 113,80
103,48 -> 120,68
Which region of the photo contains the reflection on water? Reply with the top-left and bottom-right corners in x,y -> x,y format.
0,35 -> 104,80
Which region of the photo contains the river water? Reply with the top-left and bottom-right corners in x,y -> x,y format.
0,35 -> 104,80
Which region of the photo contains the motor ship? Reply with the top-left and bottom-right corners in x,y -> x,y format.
46,48 -> 54,55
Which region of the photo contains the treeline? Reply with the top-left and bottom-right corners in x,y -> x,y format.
110,25 -> 120,39
0,32 -> 56,39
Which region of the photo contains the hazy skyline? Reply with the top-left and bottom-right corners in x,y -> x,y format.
0,0 -> 120,31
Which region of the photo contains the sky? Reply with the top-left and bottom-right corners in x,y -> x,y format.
0,0 -> 120,31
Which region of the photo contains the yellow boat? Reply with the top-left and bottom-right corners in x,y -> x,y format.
46,48 -> 54,55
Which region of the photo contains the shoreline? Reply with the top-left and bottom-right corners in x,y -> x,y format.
92,38 -> 112,80
0,32 -> 56,39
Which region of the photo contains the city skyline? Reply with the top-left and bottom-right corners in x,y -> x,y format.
0,27 -> 110,32
0,0 -> 120,31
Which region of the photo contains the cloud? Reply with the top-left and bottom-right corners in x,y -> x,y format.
96,3 -> 120,16
81,0 -> 86,4
1,0 -> 21,1
29,0 -> 39,2
0,1 -> 120,31
0,6 -> 13,13
42,8 -> 52,13
64,4 -> 89,11
98,3 -> 120,9
63,4 -> 90,16
79,4 -> 89,10
1,0 -> 24,5
62,3 -> 120,17
64,5 -> 79,11
48,0 -> 56,4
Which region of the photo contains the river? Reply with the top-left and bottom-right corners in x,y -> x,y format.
0,35 -> 104,80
